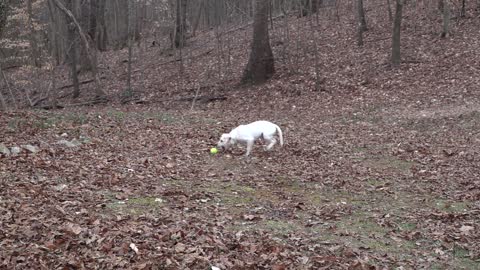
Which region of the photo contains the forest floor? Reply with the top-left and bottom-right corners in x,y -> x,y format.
1,3 -> 480,270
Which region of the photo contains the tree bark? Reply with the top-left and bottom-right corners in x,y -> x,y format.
391,0 -> 403,67
241,0 -> 275,84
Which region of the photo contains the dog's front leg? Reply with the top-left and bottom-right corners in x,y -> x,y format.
245,140 -> 254,156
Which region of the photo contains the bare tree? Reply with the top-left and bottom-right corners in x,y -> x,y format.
174,0 -> 187,48
308,1 -> 322,91
124,0 -> 134,101
52,0 -> 106,99
0,0 -> 7,35
26,0 -> 40,67
0,65 -> 16,109
440,0 -> 450,38
0,0 -> 8,110
64,0 -> 80,98
356,0 -> 367,46
299,0 -> 318,17
46,0 -> 62,64
242,0 -> 275,84
280,1 -> 293,72
89,0 -> 107,51
357,0 -> 367,31
386,0 -> 393,21
391,0 -> 403,67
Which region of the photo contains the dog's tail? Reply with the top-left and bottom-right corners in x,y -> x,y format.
275,124 -> 284,146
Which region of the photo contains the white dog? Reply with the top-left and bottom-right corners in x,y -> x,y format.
217,120 -> 284,156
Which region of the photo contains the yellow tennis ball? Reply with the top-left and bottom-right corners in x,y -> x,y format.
210,147 -> 218,154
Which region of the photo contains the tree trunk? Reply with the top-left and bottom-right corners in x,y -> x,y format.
280,1 -> 293,73
299,0 -> 318,17
386,0 -> 393,22
27,0 -> 40,67
88,0 -> 107,50
175,0 -> 187,48
65,0 -> 80,98
192,0 -> 204,36
124,0 -> 134,99
357,0 -> 367,31
47,0 -> 61,64
391,0 -> 403,67
356,0 -> 367,46
96,0 -> 107,51
308,3 -> 322,91
357,22 -> 364,46
77,1 -> 94,71
0,65 -> 16,109
0,0 -> 7,37
89,0 -> 97,40
242,0 -> 275,84
441,0 -> 450,38
113,0 -> 128,49
0,87 -> 6,110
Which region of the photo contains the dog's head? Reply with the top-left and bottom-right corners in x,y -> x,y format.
217,133 -> 233,150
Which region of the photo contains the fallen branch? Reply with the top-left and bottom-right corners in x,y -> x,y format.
136,49 -> 214,73
64,96 -> 108,107
190,84 -> 201,110
59,77 -> 99,89
38,102 -> 65,110
178,95 -> 226,103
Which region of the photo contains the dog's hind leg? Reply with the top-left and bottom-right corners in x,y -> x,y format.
264,136 -> 277,151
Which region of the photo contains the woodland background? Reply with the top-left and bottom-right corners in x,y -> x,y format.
0,0 -> 480,269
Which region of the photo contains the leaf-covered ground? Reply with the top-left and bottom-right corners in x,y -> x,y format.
1,2 -> 480,269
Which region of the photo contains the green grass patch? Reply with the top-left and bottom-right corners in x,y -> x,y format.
141,112 -> 178,124
362,156 -> 414,173
259,220 -> 300,236
106,196 -> 164,216
107,110 -> 127,120
434,199 -> 470,213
